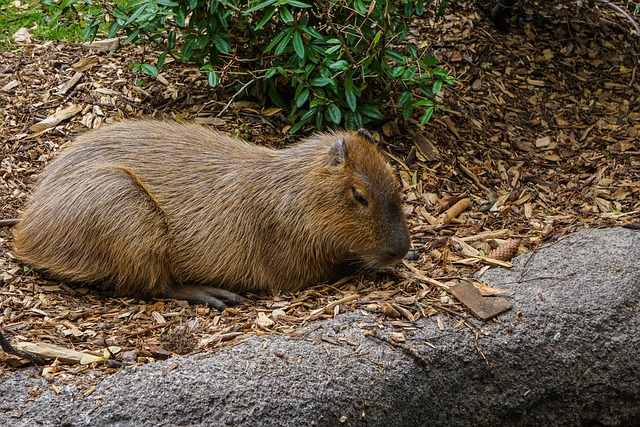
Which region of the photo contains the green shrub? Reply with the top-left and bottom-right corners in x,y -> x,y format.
46,0 -> 453,132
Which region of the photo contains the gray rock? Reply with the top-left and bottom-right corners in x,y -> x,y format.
1,227 -> 638,426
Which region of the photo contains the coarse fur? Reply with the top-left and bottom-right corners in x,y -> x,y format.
13,121 -> 410,307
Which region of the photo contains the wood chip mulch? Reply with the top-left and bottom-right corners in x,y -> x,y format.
1,0 -> 638,388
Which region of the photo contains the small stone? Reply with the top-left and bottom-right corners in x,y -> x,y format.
13,28 -> 32,43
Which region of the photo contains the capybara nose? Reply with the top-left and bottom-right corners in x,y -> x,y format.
385,237 -> 411,263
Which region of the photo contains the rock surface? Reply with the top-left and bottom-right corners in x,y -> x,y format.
1,227 -> 638,426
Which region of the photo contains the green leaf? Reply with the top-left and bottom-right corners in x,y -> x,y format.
353,0 -> 367,14
398,91 -> 413,106
265,29 -> 288,53
390,66 -> 405,78
82,21 -> 99,41
286,0 -> 312,8
157,51 -> 167,69
267,81 -> 287,107
289,117 -> 310,134
420,56 -> 439,67
385,49 -> 408,64
344,75 -> 353,94
352,110 -> 363,128
212,35 -> 230,53
414,99 -> 434,107
157,0 -> 179,6
59,0 -> 74,9
329,60 -> 349,71
324,45 -> 341,55
407,44 -> 418,59
265,67 -> 278,78
310,77 -> 333,87
207,71 -> 220,87
296,88 -> 309,107
310,99 -> 326,109
174,7 -> 186,27
401,103 -> 413,120
399,91 -> 414,120
123,29 -> 140,45
402,66 -> 417,80
254,6 -> 276,30
345,90 -> 357,112
279,5 -> 293,23
359,105 -> 382,120
141,63 -> 159,77
438,0 -> 449,15
316,109 -> 324,129
245,0 -> 278,14
302,26 -> 323,40
274,28 -> 294,55
194,35 -> 210,51
403,1 -> 413,15
300,108 -> 317,121
432,79 -> 443,95
293,31 -> 305,59
107,22 -> 122,38
420,107 -> 435,124
167,30 -> 176,49
124,4 -> 147,26
326,103 -> 342,124
372,30 -> 382,47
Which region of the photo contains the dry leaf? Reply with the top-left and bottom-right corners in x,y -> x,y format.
389,332 -> 406,343
14,342 -> 92,364
471,281 -> 507,296
30,104 -> 83,132
256,312 -> 275,329
450,282 -> 512,320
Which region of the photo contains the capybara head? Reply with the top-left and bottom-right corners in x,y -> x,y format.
310,129 -> 411,274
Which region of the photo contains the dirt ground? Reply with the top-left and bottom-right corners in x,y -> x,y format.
1,0 -> 638,387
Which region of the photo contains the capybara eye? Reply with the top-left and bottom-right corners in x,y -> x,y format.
352,187 -> 368,207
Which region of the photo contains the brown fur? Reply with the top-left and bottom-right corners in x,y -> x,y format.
13,121 -> 410,305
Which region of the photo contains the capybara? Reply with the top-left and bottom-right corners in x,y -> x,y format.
13,121 -> 411,309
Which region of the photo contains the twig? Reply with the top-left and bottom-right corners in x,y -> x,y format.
438,197 -> 471,226
0,330 -> 47,366
402,260 -> 451,291
500,272 -> 577,285
516,233 -> 568,282
596,0 -> 640,35
124,317 -> 181,339
217,79 -> 254,117
309,294 -> 360,317
366,330 -> 429,367
290,324 -> 323,339
474,331 -> 497,373
0,219 -> 19,227
433,304 -> 471,322
458,162 -> 493,194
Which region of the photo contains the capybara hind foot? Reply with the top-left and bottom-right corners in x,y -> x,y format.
164,285 -> 248,310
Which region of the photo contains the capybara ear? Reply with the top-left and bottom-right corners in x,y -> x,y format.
356,129 -> 375,144
328,138 -> 348,166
